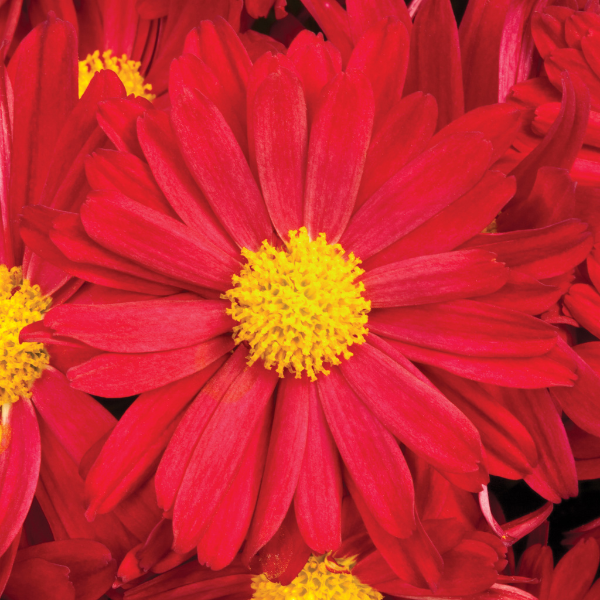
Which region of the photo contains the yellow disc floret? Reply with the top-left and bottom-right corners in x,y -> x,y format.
223,227 -> 370,381
0,266 -> 51,406
252,553 -> 382,600
78,50 -> 155,100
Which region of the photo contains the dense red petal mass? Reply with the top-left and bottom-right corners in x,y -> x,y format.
11,3 -> 596,590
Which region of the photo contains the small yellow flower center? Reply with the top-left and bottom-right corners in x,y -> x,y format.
0,266 -> 51,408
223,227 -> 370,381
252,553 -> 382,600
78,50 -> 155,100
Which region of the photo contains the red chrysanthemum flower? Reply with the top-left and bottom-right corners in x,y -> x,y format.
22,15 -> 581,572
0,14 -> 165,564
115,453 -> 549,599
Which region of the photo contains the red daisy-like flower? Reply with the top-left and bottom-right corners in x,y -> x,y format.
0,14 -> 166,564
22,15 -> 581,572
115,452 -> 549,599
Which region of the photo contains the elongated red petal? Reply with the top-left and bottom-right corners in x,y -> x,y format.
67,336 -> 234,397
155,348 -> 248,512
31,366 -> 115,466
253,66 -> 306,239
340,342 -> 483,475
172,364 -> 278,553
80,190 -> 240,291
45,298 -> 233,353
197,405 -> 271,570
244,377 -> 309,561
84,365 -> 221,519
319,367 -> 416,538
0,399 -> 40,556
369,299 -> 556,357
405,0 -> 464,129
304,71 -> 374,243
170,86 -> 272,251
9,14 -> 77,262
294,382 -> 343,553
137,110 -> 238,257
341,133 -> 492,260
363,250 -> 508,308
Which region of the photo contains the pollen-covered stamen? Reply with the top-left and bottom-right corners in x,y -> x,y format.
0,266 -> 51,407
251,553 -> 382,600
223,227 -> 370,382
78,50 -> 155,100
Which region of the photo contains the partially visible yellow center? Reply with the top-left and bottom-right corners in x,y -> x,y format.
0,266 -> 51,409
78,50 -> 155,100
252,553 -> 382,600
223,227 -> 370,382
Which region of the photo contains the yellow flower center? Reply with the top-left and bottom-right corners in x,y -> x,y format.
78,50 -> 155,100
0,266 -> 51,409
223,227 -> 370,381
252,553 -> 382,600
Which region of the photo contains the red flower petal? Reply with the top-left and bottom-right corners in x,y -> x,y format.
341,133 -> 492,260
172,363 -> 278,553
363,250 -> 508,308
369,299 -> 556,357
405,0 -> 464,130
170,86 -> 272,251
319,367 -> 416,538
340,342 -> 483,475
294,381 -> 343,553
67,336 -> 234,397
0,399 -> 40,557
363,170 -> 515,268
244,377 -> 309,562
348,475 -> 443,591
85,365 -> 222,519
253,65 -> 306,239
4,557 -> 75,600
9,14 -> 77,262
14,539 -> 116,600
197,404 -> 271,570
347,17 -> 410,128
31,366 -> 115,465
155,348 -> 248,512
387,337 -> 576,388
137,110 -> 238,257
304,71 -> 374,243
355,91 -> 437,210
80,190 -> 240,291
45,298 -> 233,353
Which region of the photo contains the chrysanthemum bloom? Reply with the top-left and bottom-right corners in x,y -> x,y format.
0,13 -> 166,562
25,0 -> 287,100
23,15 -> 580,574
112,452 -> 551,600
515,537 -> 600,600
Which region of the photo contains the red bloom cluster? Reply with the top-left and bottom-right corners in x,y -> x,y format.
2,0 -> 600,599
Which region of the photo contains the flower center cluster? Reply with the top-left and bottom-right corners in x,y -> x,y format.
224,227 -> 370,381
0,266 -> 51,408
252,553 -> 382,600
78,50 -> 155,100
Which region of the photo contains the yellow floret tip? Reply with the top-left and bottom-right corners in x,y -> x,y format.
252,553 -> 383,600
78,50 -> 155,100
223,227 -> 370,381
0,266 -> 51,406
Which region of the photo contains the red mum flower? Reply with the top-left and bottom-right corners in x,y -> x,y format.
22,15 -> 579,571
115,453 -> 548,599
0,14 -> 166,563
